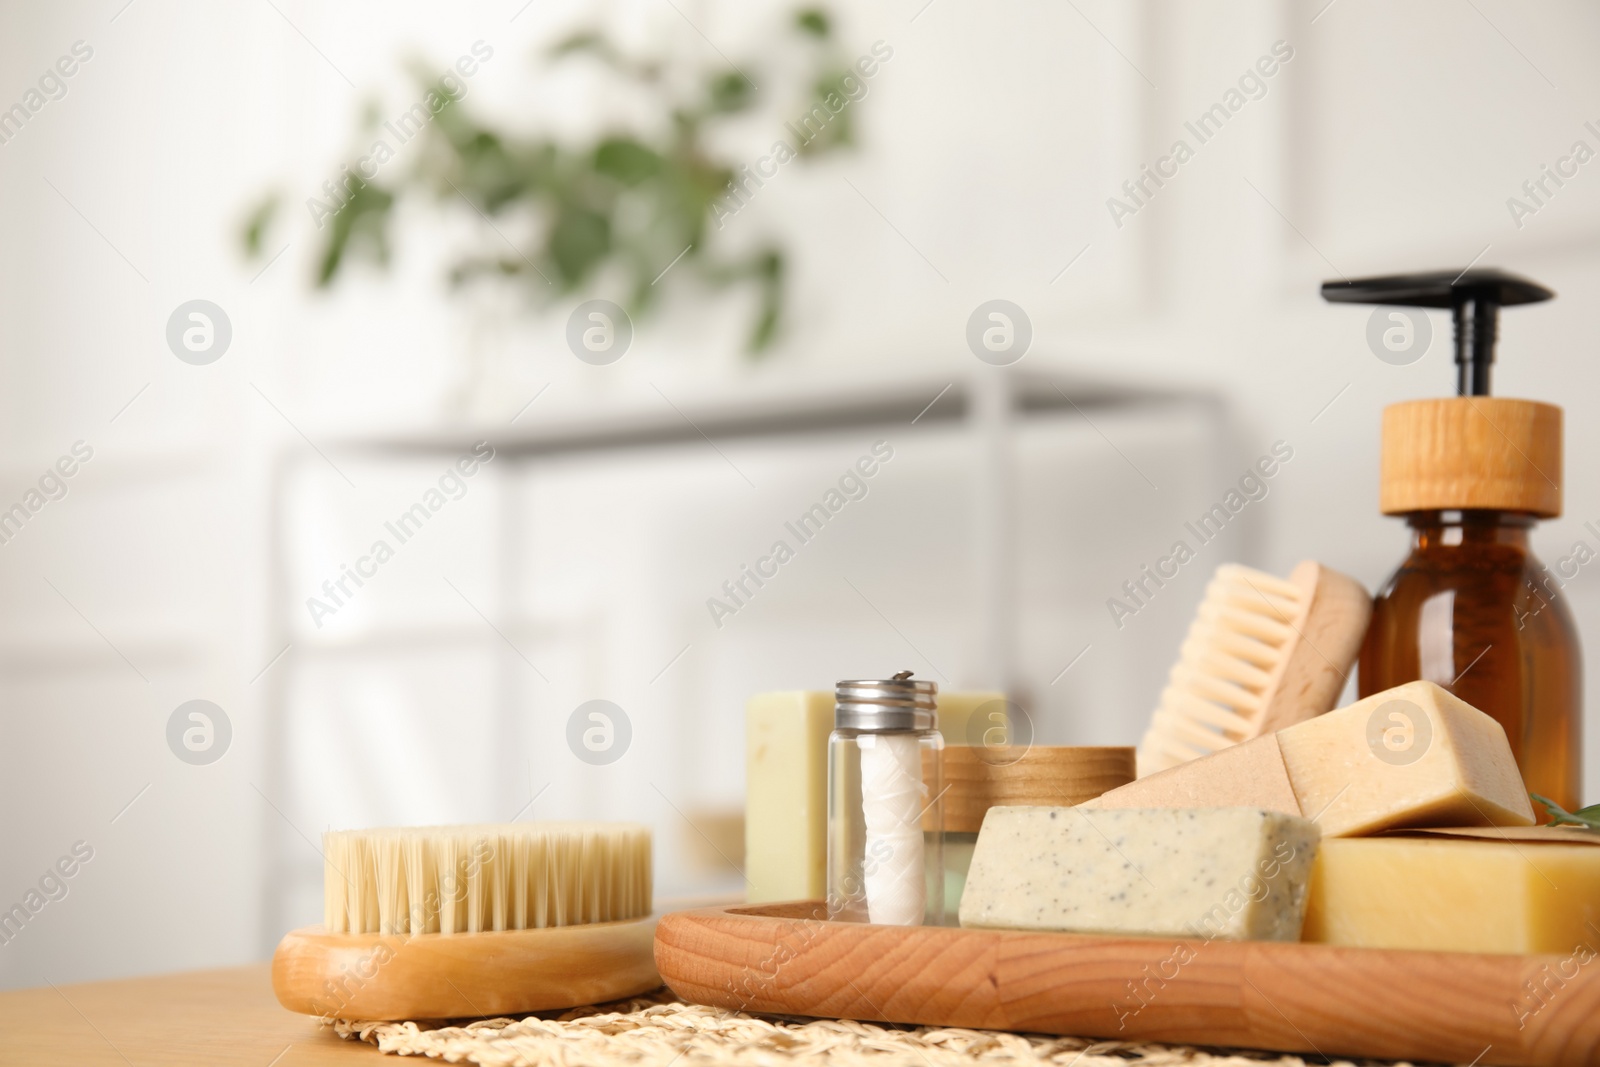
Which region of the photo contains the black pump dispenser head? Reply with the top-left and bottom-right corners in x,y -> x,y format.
1320,269 -> 1554,396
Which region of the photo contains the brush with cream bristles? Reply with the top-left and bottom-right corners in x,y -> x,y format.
273,822 -> 659,1020
1136,560 -> 1372,777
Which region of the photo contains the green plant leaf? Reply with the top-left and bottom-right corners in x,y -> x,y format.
707,72 -> 756,113
795,8 -> 830,37
550,31 -> 608,57
743,248 -> 784,354
1530,794 -> 1600,832
241,195 -> 280,257
795,71 -> 856,155
594,138 -> 663,185
548,208 -> 611,285
315,181 -> 396,286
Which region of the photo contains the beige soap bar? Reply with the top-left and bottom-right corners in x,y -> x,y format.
745,691 -> 834,903
1303,830 -> 1600,954
935,690 -> 1008,748
960,806 -> 1320,941
1277,681 -> 1532,835
1083,735 -> 1300,813
1085,681 -> 1534,837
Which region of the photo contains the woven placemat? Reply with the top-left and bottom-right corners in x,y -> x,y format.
334,991 -> 1428,1067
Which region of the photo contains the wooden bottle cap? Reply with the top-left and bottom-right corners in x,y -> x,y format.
1380,397 -> 1562,517
933,746 -> 1135,834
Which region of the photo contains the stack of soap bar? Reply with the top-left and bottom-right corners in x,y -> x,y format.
745,692 -> 834,903
1085,681 -> 1535,837
959,806 -> 1319,941
1304,830 -> 1600,953
745,689 -> 1008,904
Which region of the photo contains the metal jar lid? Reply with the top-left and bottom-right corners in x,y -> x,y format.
834,671 -> 938,732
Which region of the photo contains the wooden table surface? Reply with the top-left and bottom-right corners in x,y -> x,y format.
0,964 -> 383,1065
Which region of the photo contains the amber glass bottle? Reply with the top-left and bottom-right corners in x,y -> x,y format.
1324,268 -> 1583,811
1359,509 -> 1582,810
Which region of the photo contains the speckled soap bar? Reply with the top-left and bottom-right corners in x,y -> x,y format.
958,806 -> 1319,941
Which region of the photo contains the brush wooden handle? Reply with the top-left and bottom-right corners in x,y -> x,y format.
656,902 -> 1600,1067
1256,560 -> 1372,735
273,914 -> 661,1020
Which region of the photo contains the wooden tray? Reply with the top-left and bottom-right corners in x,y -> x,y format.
655,902 -> 1600,1067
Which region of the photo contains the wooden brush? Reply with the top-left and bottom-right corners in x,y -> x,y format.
272,822 -> 660,1020
1136,560 -> 1371,777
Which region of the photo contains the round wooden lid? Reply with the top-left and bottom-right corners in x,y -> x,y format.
934,746 -> 1135,834
1380,397 -> 1562,517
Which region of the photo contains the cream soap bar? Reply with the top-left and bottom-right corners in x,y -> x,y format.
935,690 -> 1007,748
959,806 -> 1319,941
1086,681 -> 1534,837
745,691 -> 834,903
1304,831 -> 1600,954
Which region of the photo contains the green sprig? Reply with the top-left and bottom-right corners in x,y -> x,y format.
1530,794 -> 1600,832
242,8 -> 856,356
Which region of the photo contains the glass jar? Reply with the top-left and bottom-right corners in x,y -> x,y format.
826,674 -> 944,925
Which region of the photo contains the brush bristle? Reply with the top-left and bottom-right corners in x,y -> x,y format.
322,822 -> 652,935
1137,564 -> 1308,776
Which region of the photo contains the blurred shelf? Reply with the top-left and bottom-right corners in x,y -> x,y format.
0,634 -> 215,673
318,365 -> 1215,460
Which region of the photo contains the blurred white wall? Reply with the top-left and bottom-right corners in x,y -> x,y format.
2,0 -> 1599,988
